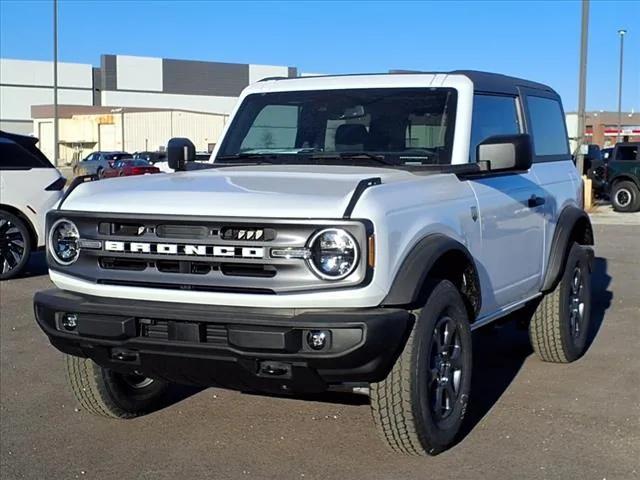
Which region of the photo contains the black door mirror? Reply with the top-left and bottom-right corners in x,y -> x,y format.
477,134 -> 533,172
167,138 -> 195,171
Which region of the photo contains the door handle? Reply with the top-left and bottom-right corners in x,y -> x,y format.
528,195 -> 546,208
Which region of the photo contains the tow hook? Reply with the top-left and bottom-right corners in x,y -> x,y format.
111,348 -> 140,363
258,361 -> 292,378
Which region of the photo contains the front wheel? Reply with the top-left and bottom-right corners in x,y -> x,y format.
370,280 -> 472,455
65,355 -> 169,419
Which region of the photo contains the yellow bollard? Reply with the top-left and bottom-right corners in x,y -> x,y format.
582,175 -> 593,211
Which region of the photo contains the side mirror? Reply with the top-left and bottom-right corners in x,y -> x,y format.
477,134 -> 533,172
167,137 -> 195,171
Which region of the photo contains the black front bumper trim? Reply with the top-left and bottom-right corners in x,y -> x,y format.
34,289 -> 412,394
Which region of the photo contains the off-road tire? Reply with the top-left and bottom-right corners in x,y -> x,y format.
0,210 -> 32,280
611,180 -> 640,212
370,280 -> 472,456
529,242 -> 592,363
65,355 -> 169,419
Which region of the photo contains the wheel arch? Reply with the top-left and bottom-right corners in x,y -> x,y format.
609,173 -> 640,190
381,233 -> 482,321
541,205 -> 594,293
0,203 -> 38,247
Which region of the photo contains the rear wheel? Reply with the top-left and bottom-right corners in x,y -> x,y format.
370,280 -> 472,455
611,181 -> 640,212
529,242 -> 592,363
0,211 -> 31,280
65,355 -> 169,419
96,167 -> 104,179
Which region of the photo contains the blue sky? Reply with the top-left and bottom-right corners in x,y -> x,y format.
1,0 -> 638,112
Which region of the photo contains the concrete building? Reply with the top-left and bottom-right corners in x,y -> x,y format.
0,58 -> 94,135
0,55 -> 297,164
566,111 -> 640,151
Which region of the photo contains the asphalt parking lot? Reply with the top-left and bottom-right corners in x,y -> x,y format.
1,220 -> 638,480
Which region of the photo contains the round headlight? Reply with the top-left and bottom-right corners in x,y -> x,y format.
48,219 -> 80,265
308,228 -> 359,280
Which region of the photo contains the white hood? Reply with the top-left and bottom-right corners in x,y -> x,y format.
62,165 -> 416,218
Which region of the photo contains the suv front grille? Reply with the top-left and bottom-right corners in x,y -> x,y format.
48,212 -> 370,294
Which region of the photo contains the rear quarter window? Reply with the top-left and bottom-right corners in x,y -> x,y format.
527,96 -> 569,157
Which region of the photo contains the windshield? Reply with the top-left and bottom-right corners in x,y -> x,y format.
217,88 -> 457,166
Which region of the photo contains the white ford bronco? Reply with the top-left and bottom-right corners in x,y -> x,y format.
35,71 -> 594,455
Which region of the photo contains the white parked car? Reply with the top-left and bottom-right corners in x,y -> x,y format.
0,131 -> 65,279
34,72 -> 594,455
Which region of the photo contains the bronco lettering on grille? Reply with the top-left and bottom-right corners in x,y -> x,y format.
104,241 -> 264,258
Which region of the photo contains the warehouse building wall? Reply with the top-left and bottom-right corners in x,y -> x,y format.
33,109 -> 228,165
0,58 -> 94,137
123,110 -> 227,152
98,55 -> 295,115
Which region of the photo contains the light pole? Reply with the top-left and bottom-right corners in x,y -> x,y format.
616,29 -> 627,144
576,0 -> 589,176
53,0 -> 59,166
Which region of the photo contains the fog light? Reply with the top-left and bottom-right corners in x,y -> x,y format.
61,313 -> 78,331
307,330 -> 329,350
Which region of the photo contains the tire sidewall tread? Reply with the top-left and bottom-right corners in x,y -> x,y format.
529,242 -> 592,363
370,279 -> 472,456
64,355 -> 168,419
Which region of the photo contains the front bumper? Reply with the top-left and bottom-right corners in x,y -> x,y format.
34,289 -> 412,395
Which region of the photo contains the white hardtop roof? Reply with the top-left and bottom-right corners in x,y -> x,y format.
244,73 -> 472,94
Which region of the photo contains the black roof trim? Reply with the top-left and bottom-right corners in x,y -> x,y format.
260,70 -> 558,97
450,70 -> 556,96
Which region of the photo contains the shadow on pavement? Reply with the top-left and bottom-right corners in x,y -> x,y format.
455,256 -> 612,447
14,250 -> 49,279
586,257 -> 611,348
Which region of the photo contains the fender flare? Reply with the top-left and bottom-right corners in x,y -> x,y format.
609,173 -> 640,190
381,233 -> 481,315
541,205 -> 594,292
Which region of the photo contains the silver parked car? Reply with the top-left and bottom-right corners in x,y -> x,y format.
79,151 -> 133,178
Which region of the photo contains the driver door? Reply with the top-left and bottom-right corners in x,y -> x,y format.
466,94 -> 546,315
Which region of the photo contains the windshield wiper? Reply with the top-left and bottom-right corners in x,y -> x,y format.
215,153 -> 278,163
309,152 -> 396,166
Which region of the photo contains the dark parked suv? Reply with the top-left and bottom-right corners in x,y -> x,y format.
607,142 -> 640,212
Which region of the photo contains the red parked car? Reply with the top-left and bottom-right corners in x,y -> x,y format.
102,159 -> 161,178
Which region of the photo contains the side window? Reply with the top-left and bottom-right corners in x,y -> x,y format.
614,145 -> 638,161
240,105 -> 299,151
527,96 -> 569,157
470,95 -> 520,162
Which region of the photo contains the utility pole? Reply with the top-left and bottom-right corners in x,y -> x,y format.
53,0 -> 59,166
576,0 -> 589,176
121,108 -> 125,151
617,29 -> 627,143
